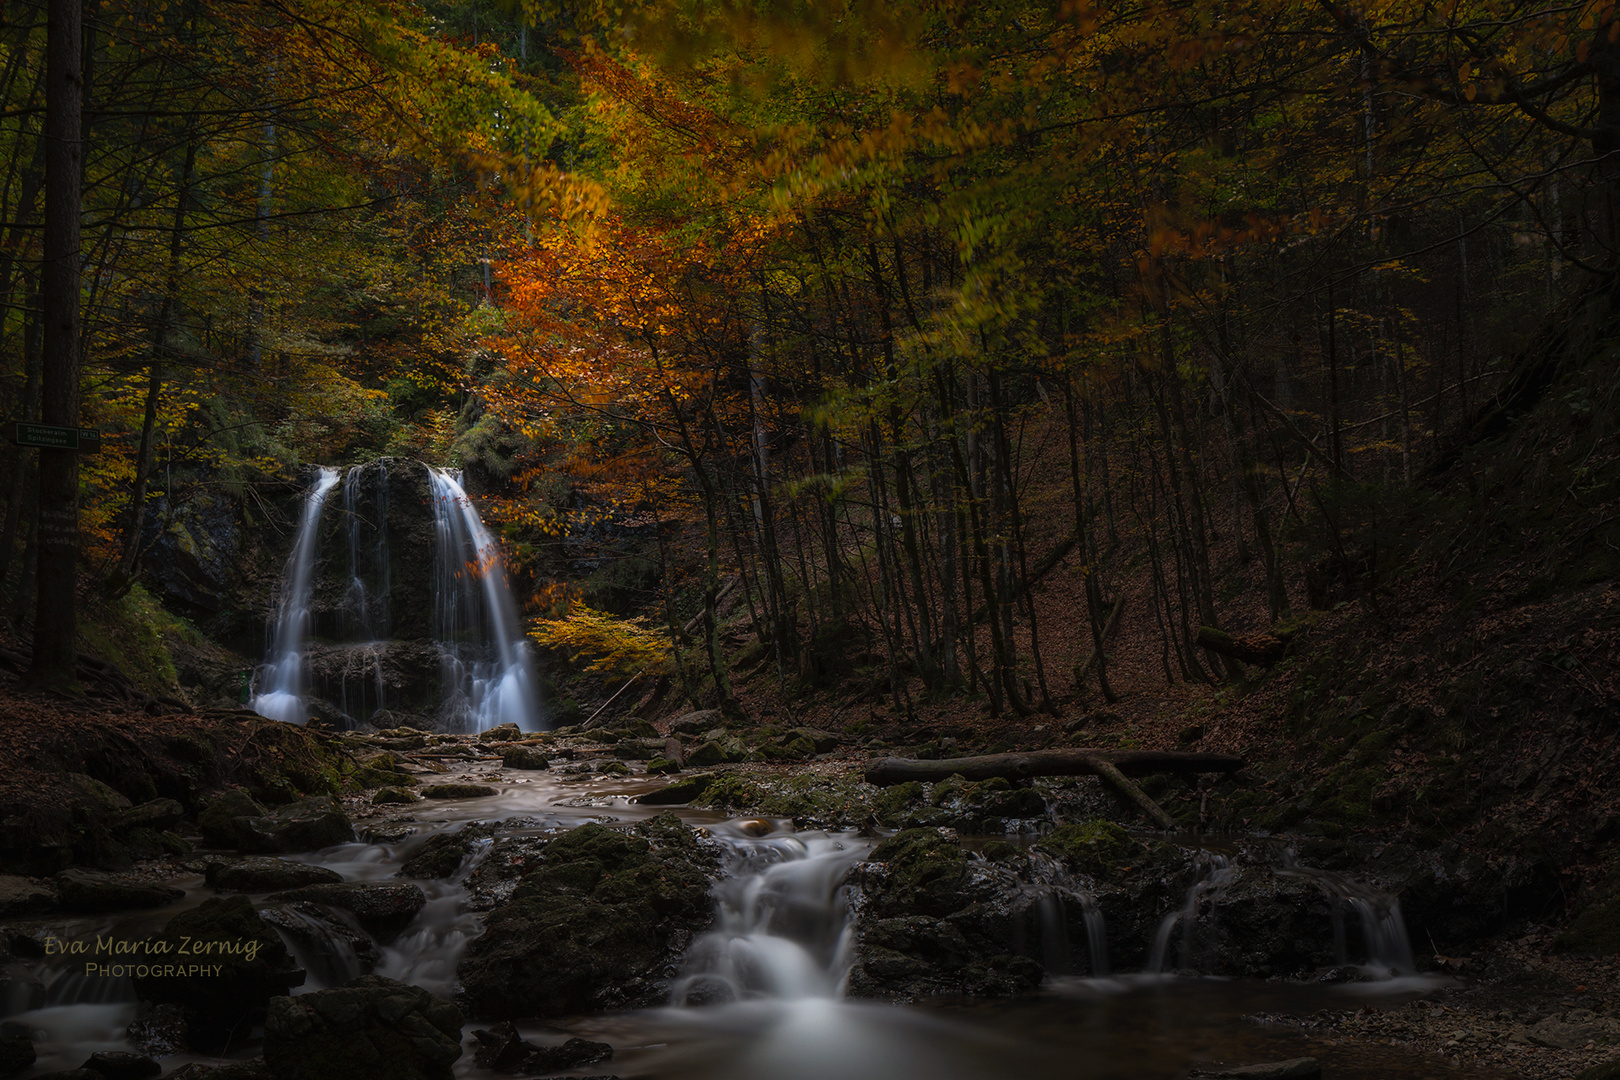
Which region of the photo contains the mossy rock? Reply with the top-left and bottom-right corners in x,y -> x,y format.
695,774 -> 765,811
863,828 -> 969,918
421,784 -> 498,800
264,975 -> 462,1080
456,815 -> 714,1018
646,757 -> 681,776
873,782 -> 926,826
634,773 -> 716,806
500,747 -> 550,771
1036,819 -> 1138,880
372,787 -> 418,805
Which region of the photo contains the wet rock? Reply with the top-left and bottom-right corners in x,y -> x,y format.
131,895 -> 305,1052
0,1032 -> 35,1076
421,784 -> 498,800
612,740 -> 661,762
257,797 -> 356,853
79,1050 -> 161,1080
1036,819 -> 1138,880
371,787 -> 418,805
457,813 -> 716,1018
206,857 -> 343,893
499,747 -> 550,771
54,868 -> 184,913
471,1021 -> 533,1070
263,974 -> 463,1080
1191,1060 -> 1321,1079
257,904 -> 380,986
847,829 -> 1046,1000
261,882 -> 426,940
199,792 -> 354,855
646,757 -> 680,776
480,724 -> 523,743
521,1037 -> 613,1072
0,875 -> 58,917
400,823 -> 497,879
124,1001 -> 188,1056
196,789 -> 270,849
633,774 -> 716,806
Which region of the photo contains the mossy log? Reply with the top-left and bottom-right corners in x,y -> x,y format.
1195,626 -> 1288,667
864,749 -> 1246,829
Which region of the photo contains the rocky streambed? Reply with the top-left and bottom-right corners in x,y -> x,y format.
0,712 -> 1615,1080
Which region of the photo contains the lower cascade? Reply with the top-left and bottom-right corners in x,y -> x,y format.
249,459 -> 546,732
1,761 -> 1482,1080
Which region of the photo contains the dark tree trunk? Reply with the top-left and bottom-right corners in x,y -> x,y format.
26,0 -> 82,692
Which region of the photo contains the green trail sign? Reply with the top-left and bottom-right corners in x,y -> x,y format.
6,422 -> 101,453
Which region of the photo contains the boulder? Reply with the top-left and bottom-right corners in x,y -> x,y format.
207,857 -> 344,893
666,710 -> 722,736
498,747 -> 549,771
54,869 -> 184,913
0,1033 -> 35,1076
845,828 -> 1045,1000
480,724 -> 523,743
421,784 -> 498,800
400,824 -> 496,880
263,975 -> 462,1080
114,800 -> 185,833
131,895 -> 305,1052
0,875 -> 58,917
371,788 -> 418,805
257,904 -> 380,987
261,883 -> 426,940
470,1024 -> 613,1074
198,792 -> 354,854
634,774 -> 717,806
685,739 -> 744,767
457,814 -> 716,1018
78,1051 -> 161,1080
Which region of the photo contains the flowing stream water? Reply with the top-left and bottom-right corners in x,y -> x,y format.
250,467 -> 341,725
0,762 -> 1498,1080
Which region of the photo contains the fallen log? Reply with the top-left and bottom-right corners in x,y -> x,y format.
1195,626 -> 1287,667
864,749 -> 1245,786
864,748 -> 1246,830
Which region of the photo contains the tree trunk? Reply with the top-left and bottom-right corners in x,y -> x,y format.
26,0 -> 82,692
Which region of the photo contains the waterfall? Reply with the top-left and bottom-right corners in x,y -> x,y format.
341,460 -> 389,643
1147,852 -> 1236,974
673,832 -> 866,1004
1273,849 -> 1417,976
252,466 -> 341,724
428,467 -> 544,733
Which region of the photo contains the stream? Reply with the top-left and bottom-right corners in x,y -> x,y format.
0,763 -> 1516,1080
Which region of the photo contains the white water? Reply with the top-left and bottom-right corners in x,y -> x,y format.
251,467 -> 341,724
1274,849 -> 1418,978
673,830 -> 867,1004
1148,852 -> 1236,974
429,467 -> 544,733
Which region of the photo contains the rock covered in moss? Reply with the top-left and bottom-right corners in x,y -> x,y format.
847,828 -> 1045,1000
456,813 -> 716,1018
1035,819 -> 1139,880
263,975 -> 462,1080
498,747 -> 549,771
131,895 -> 305,1052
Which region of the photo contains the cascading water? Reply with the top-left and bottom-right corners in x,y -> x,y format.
1273,849 -> 1416,977
673,831 -> 866,1004
251,467 -> 341,724
428,467 -> 544,733
1148,852 -> 1236,974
